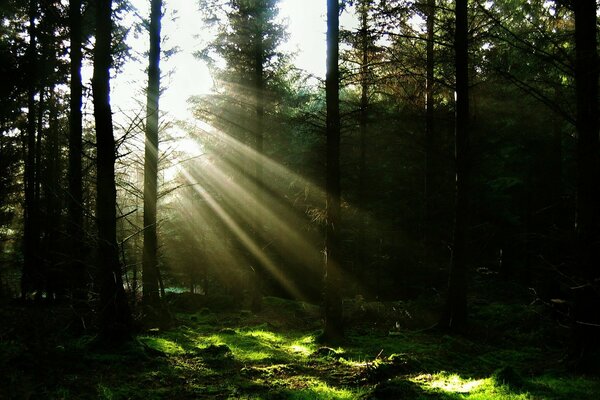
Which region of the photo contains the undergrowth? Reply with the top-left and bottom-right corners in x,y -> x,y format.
0,296 -> 598,399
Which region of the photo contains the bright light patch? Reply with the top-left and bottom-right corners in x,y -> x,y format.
244,330 -> 285,343
412,373 -> 485,394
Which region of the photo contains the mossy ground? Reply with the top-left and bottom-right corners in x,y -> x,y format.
0,295 -> 598,399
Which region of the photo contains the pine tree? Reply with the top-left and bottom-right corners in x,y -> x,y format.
142,0 -> 163,309
68,0 -> 86,301
572,0 -> 600,370
198,0 -> 287,307
440,0 -> 469,330
323,0 -> 343,342
92,0 -> 132,341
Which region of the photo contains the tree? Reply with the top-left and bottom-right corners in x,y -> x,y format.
197,0 -> 288,307
142,0 -> 162,309
572,0 -> 600,369
423,0 -> 435,266
21,0 -> 40,300
323,0 -> 343,341
92,0 -> 131,341
68,0 -> 86,301
344,0 -> 376,295
440,0 -> 469,330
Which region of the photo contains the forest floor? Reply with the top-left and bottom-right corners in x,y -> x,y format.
1,285 -> 600,399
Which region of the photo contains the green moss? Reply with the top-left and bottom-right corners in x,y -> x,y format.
410,372 -> 530,399
274,376 -> 365,400
139,337 -> 185,355
5,298 -> 599,400
287,335 -> 318,356
530,375 -> 600,399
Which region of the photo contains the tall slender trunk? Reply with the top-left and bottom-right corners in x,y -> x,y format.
22,0 -> 38,300
68,0 -> 86,300
93,0 -> 131,341
357,0 -> 369,294
324,0 -> 343,341
573,0 -> 600,369
440,0 -> 469,330
250,39 -> 265,312
46,87 -> 62,299
423,0 -> 435,267
142,0 -> 162,308
35,85 -> 45,300
551,85 -> 563,221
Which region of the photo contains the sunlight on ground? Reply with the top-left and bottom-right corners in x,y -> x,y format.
410,372 -> 535,400
414,372 -> 486,393
283,376 -> 363,400
176,328 -> 319,363
139,337 -> 185,355
288,344 -> 312,356
243,329 -> 285,343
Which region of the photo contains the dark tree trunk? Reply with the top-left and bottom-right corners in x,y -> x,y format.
356,0 -> 369,295
92,0 -> 131,341
22,0 -> 39,301
423,0 -> 435,267
551,85 -> 563,221
68,0 -> 86,301
573,0 -> 600,370
440,0 -> 469,330
323,0 -> 343,342
250,29 -> 265,314
45,88 -> 62,300
142,0 -> 162,309
34,85 -> 46,301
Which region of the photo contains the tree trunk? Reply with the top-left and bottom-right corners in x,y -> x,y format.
323,0 -> 343,342
22,0 -> 39,301
92,0 -> 131,341
423,0 -> 435,268
250,30 -> 265,313
46,87 -> 62,300
142,0 -> 162,309
356,0 -> 369,295
68,0 -> 86,301
440,0 -> 469,330
573,0 -> 600,370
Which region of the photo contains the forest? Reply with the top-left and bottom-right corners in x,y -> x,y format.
1,0 -> 600,398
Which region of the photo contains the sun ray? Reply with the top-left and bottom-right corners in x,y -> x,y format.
179,167 -> 307,300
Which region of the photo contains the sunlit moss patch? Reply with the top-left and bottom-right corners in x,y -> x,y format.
188,331 -> 280,362
286,334 -> 317,356
139,337 -> 185,355
412,372 -> 486,393
242,329 -> 285,343
409,372 -> 539,399
275,376 -> 364,400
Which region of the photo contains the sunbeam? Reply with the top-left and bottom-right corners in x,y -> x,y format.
178,166 -> 307,300
164,116 -> 372,302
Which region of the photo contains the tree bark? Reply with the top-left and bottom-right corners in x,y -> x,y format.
356,0 -> 369,295
573,0 -> 600,369
46,87 -> 62,300
250,36 -> 265,313
68,0 -> 86,301
324,0 -> 343,341
92,0 -> 131,341
22,0 -> 39,301
440,0 -> 469,330
423,0 -> 435,267
142,0 -> 162,309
